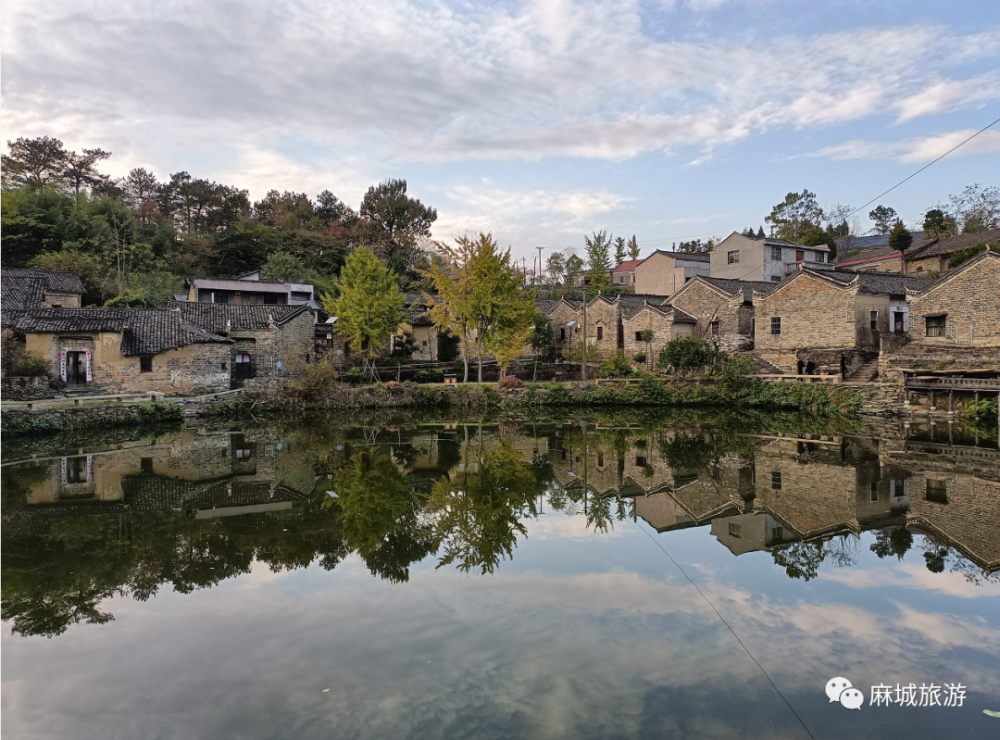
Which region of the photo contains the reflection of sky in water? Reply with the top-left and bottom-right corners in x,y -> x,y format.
3,508 -> 998,740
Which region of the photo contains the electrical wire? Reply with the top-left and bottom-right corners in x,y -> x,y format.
635,523 -> 818,740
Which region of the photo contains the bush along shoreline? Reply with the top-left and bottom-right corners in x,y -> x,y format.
1,401 -> 185,436
207,373 -> 864,419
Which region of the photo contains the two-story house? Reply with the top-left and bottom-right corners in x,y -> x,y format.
633,250 -> 711,295
711,232 -> 830,283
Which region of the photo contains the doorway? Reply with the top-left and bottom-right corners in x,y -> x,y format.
65,351 -> 88,385
893,311 -> 905,335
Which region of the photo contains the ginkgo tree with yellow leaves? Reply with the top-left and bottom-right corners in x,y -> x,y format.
322,246 -> 405,381
423,232 -> 535,383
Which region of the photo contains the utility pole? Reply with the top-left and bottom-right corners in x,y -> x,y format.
537,246 -> 544,282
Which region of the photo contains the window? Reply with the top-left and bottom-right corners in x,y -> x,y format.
141,457 -> 154,475
771,276 -> 781,283
926,479 -> 948,503
729,522 -> 741,538
817,253 -> 825,263
560,328 -> 566,341
870,481 -> 879,502
869,310 -> 879,331
635,456 -> 647,467
795,250 -> 804,262
727,250 -> 740,264
771,471 -> 782,490
263,294 -> 278,305
771,247 -> 782,260
596,326 -> 603,341
140,355 -> 153,373
770,317 -> 781,335
213,291 -> 229,304
635,331 -> 643,342
926,315 -> 946,338
710,320 -> 720,337
772,526 -> 784,541
597,453 -> 604,468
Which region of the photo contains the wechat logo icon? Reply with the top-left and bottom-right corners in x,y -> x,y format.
826,677 -> 864,710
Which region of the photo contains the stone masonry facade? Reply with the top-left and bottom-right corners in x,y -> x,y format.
906,251 -> 1000,347
667,280 -> 754,352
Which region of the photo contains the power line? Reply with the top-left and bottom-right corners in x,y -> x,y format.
636,523 -> 817,740
846,115 -> 1000,221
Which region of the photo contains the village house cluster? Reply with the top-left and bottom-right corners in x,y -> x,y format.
1,227 -> 998,397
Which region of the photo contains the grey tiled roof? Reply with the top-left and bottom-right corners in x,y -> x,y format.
695,277 -> 776,302
2,276 -> 47,310
907,228 -> 1000,259
761,269 -> 926,297
836,245 -> 901,265
11,308 -> 231,355
165,302 -> 310,332
835,232 -> 927,255
2,268 -> 86,299
650,249 -> 711,263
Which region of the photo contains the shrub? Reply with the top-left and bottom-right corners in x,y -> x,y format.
385,380 -> 404,393
598,350 -> 633,378
414,369 -> 444,383
343,367 -> 366,384
10,352 -> 51,377
658,336 -> 718,376
499,375 -> 523,390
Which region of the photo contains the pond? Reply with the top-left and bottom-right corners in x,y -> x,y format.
2,409 -> 999,740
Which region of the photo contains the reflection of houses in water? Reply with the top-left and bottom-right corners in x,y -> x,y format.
8,428 -> 316,537
623,429 -> 999,574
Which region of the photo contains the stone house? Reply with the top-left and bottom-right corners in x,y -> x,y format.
633,250 -> 711,296
837,229 -> 999,277
711,232 -> 831,283
546,294 -> 676,359
905,249 -> 999,347
621,302 -> 695,359
612,259 -> 643,288
547,297 -> 585,354
752,268 -> 926,374
167,302 -> 315,386
665,276 -> 774,352
1,268 -> 86,309
398,293 -> 438,362
11,308 -> 232,394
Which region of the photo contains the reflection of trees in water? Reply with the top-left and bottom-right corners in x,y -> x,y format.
332,449 -> 434,583
771,537 -> 860,581
426,441 -> 538,574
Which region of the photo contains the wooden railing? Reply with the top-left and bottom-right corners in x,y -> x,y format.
904,375 -> 1000,391
755,374 -> 841,385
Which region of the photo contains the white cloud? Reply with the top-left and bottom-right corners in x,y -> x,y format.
895,75 -> 1000,122
820,563 -> 1000,599
810,128 -> 1000,163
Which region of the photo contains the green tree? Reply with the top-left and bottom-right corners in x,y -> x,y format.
922,209 -> 957,239
868,205 -> 897,235
2,136 -> 69,189
546,252 -> 565,285
529,311 -> 554,381
765,190 -> 825,242
888,220 -> 913,257
626,234 -> 641,261
948,183 -> 1000,233
584,230 -> 612,295
62,148 -> 111,196
613,236 -> 627,265
658,336 -> 718,376
355,179 -> 437,269
323,247 -> 405,379
422,238 -> 480,382
639,328 -> 654,370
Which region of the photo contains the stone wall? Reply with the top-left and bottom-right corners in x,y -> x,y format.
231,310 -> 317,376
907,253 -> 1000,347
1,401 -> 184,435
879,342 -> 998,385
41,291 -> 82,308
622,307 -> 682,360
754,273 -> 858,354
24,331 -> 231,395
582,296 -> 620,359
1,376 -> 54,401
668,281 -> 753,352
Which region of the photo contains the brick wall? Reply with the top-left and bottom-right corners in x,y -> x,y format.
907,253 -> 999,346
26,331 -> 231,395
41,292 -> 82,308
668,281 -> 753,351
622,307 -> 684,360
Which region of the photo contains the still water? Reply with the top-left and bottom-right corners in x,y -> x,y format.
2,409 -> 999,740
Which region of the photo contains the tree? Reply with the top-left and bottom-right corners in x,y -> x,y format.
355,179 -> 437,268
323,247 -> 405,379
922,209 -> 957,239
626,235 -> 641,261
765,190 -> 825,242
613,236 -> 627,265
639,328 -> 654,370
888,220 -> 913,257
546,252 -> 565,285
529,312 -> 554,381
422,239 -> 479,382
2,136 -> 68,189
948,183 -> 1000,233
565,254 -> 585,287
62,148 -> 111,195
868,205 -> 897,235
584,230 -> 612,295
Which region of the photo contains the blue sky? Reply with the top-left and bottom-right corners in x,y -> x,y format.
2,0 -> 999,264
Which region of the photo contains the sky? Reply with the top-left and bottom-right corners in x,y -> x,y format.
2,0 -> 999,266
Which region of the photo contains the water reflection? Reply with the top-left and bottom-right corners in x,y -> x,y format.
3,412 -> 998,639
